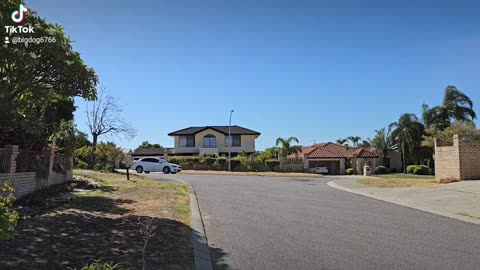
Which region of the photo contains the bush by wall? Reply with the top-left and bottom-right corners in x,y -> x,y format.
0,184 -> 20,240
346,168 -> 354,175
75,160 -> 88,169
413,165 -> 431,175
406,165 -> 417,174
265,160 -> 280,171
375,166 -> 387,174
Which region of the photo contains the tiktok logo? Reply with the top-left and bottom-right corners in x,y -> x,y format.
11,4 -> 28,23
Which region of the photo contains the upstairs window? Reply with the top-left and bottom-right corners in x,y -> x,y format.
225,135 -> 241,147
203,134 -> 217,148
180,135 -> 195,147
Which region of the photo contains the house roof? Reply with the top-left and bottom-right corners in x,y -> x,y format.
132,148 -> 165,156
168,125 -> 261,136
289,142 -> 379,159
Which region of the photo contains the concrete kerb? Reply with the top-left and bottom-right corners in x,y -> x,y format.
327,179 -> 480,225
181,180 -> 214,270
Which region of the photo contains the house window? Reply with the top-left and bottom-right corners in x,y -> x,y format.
225,135 -> 241,147
203,134 -> 217,148
180,135 -> 195,147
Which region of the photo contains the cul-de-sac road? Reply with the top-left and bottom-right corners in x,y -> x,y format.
147,173 -> 480,270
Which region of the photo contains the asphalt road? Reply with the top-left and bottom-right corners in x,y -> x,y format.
145,173 -> 480,270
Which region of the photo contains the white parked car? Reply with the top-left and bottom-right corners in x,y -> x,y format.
314,166 -> 329,174
131,157 -> 181,174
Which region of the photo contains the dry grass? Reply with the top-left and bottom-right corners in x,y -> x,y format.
181,170 -> 323,178
358,177 -> 438,188
0,170 -> 192,270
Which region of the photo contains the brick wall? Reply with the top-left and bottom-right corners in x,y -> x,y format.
0,145 -> 73,199
435,135 -> 480,180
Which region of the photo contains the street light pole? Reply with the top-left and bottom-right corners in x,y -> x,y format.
228,109 -> 234,171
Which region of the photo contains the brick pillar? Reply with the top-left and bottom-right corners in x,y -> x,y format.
5,145 -> 19,174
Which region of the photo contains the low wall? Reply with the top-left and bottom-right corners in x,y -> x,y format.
0,170 -> 73,199
435,135 -> 480,180
0,145 -> 73,198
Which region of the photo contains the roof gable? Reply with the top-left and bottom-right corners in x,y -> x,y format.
289,142 -> 379,159
168,125 -> 260,136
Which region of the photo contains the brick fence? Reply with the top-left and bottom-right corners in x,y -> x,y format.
435,135 -> 480,180
0,145 -> 73,198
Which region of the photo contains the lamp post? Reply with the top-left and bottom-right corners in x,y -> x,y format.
228,109 -> 234,171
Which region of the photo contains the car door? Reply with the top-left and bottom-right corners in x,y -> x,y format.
157,159 -> 167,172
141,158 -> 154,171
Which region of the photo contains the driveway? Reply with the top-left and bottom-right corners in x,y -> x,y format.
144,173 -> 480,270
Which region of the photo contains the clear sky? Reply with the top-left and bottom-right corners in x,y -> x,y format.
26,0 -> 480,150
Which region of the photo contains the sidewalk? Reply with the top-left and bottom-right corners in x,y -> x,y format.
328,178 -> 480,225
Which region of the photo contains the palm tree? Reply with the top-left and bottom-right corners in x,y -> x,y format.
423,86 -> 476,130
358,139 -> 373,148
371,127 -> 398,166
390,114 -> 425,173
336,138 -> 347,145
347,136 -> 361,149
276,137 -> 302,159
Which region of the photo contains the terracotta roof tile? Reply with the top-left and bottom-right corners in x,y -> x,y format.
290,142 -> 379,159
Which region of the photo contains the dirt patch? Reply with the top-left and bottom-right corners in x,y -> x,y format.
357,178 -> 438,188
0,170 -> 192,270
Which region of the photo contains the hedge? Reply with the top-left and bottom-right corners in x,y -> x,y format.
375,166 -> 387,174
407,165 -> 432,175
346,168 -> 354,175
265,159 -> 280,171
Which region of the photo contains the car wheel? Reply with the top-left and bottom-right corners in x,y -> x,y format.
163,167 -> 170,174
145,171 -> 150,174
136,166 -> 143,173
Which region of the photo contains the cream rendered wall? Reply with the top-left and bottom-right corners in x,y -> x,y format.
171,129 -> 257,154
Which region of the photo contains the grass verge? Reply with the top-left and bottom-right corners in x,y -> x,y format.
181,170 -> 323,177
0,169 -> 192,270
358,177 -> 438,188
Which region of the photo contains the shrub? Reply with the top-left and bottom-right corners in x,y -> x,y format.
413,165 -> 430,175
0,183 -> 20,240
406,165 -> 417,174
265,159 -> 280,171
346,168 -> 354,175
202,157 -> 215,166
75,160 -> 88,169
427,159 -> 435,169
375,166 -> 387,174
216,157 -> 227,166
80,260 -> 124,270
230,159 -> 242,170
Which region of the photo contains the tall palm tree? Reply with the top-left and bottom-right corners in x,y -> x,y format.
358,139 -> 373,148
371,127 -> 398,166
423,86 -> 476,130
276,137 -> 302,159
347,136 -> 361,149
390,114 -> 425,173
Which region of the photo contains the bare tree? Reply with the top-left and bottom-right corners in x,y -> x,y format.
86,88 -> 136,150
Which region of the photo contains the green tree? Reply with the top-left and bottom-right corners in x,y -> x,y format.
347,136 -> 361,149
275,137 -> 302,159
95,142 -> 125,171
358,139 -> 373,148
422,86 -> 476,130
255,147 -> 280,162
422,122 -> 480,148
390,114 -> 425,173
336,138 -> 348,145
371,127 -> 398,166
0,0 -> 98,150
137,141 -> 162,149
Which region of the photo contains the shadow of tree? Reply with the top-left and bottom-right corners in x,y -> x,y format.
70,196 -> 135,215
0,196 -> 192,270
210,246 -> 232,270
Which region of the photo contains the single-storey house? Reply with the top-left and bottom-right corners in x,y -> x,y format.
167,125 -> 261,157
290,142 -> 401,174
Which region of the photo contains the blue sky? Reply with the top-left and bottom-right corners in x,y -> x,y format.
26,0 -> 480,150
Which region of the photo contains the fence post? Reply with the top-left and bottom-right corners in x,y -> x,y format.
5,145 -> 19,174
